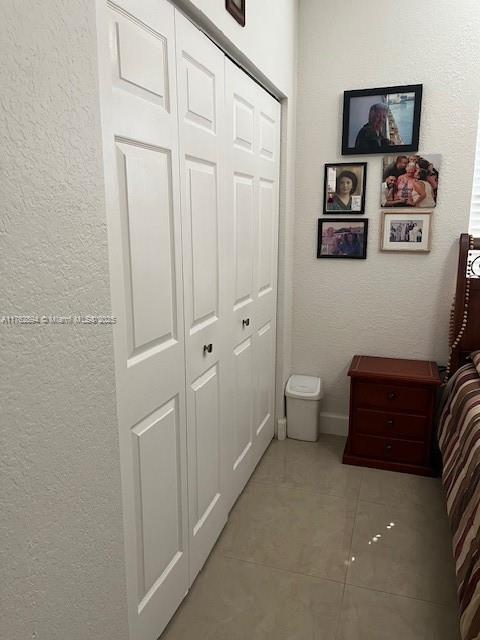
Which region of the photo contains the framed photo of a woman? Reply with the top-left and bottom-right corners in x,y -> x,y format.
323,162 -> 367,214
342,84 -> 422,155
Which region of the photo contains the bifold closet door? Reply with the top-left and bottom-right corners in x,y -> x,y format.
225,60 -> 281,506
100,2 -> 189,639
174,11 -> 230,583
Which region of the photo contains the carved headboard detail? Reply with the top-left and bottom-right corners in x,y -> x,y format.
447,233 -> 480,378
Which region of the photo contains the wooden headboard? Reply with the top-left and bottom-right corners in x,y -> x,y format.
448,233 -> 480,375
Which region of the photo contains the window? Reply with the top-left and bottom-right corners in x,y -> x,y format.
469,112 -> 480,235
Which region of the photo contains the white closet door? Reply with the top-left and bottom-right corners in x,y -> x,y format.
225,60 -> 281,506
175,12 -> 230,583
252,80 -> 281,463
99,2 -> 188,639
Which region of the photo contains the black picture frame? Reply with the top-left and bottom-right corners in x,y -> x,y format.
226,0 -> 246,27
323,162 -> 367,214
317,218 -> 368,259
341,84 -> 423,156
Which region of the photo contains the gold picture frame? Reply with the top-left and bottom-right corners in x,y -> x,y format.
381,211 -> 432,252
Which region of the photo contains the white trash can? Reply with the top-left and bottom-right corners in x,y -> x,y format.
286,375 -> 322,442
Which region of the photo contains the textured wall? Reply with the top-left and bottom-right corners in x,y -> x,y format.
0,1 -> 128,639
294,0 -> 480,432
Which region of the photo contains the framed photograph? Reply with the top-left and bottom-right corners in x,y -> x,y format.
317,218 -> 368,259
226,0 -> 245,26
381,211 -> 432,252
381,153 -> 440,208
342,84 -> 423,155
323,162 -> 367,214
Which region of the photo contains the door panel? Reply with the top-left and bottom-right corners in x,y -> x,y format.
255,322 -> 274,452
233,174 -> 255,343
226,60 -> 281,507
258,179 -> 275,296
187,159 -> 218,325
116,20 -> 167,101
233,338 -> 254,470
131,397 -> 182,602
175,10 -> 229,584
99,2 -> 189,639
116,141 -> 176,355
190,366 -> 221,526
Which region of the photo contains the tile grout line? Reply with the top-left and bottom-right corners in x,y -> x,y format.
342,581 -> 458,608
333,468 -> 364,640
249,477 -> 360,502
212,548 -> 346,587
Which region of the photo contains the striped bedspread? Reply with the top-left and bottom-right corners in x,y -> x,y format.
438,351 -> 480,640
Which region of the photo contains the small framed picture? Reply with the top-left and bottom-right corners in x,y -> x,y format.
323,162 -> 367,214
381,211 -> 432,252
317,218 -> 368,259
226,0 -> 245,26
342,84 -> 422,155
381,154 -> 440,208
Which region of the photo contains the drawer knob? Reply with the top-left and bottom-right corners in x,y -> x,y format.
385,443 -> 393,452
203,343 -> 213,354
386,419 -> 394,427
388,392 -> 397,400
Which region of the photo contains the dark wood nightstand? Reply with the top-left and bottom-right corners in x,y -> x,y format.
343,355 -> 441,476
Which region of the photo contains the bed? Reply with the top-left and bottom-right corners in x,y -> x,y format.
437,234 -> 480,640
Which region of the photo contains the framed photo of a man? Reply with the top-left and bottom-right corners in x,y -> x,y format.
381,153 -> 440,208
342,85 -> 422,155
324,162 -> 367,214
317,219 -> 368,259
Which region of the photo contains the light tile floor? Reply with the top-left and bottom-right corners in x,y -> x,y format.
161,435 -> 460,639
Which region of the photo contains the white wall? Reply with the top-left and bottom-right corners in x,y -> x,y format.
174,0 -> 299,424
0,2 -> 128,639
294,0 -> 480,434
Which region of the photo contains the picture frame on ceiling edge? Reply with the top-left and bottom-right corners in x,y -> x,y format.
226,0 -> 246,27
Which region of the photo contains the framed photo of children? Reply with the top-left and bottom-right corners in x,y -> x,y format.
381,154 -> 440,208
323,162 -> 367,214
342,84 -> 423,155
381,211 -> 432,253
317,219 -> 368,259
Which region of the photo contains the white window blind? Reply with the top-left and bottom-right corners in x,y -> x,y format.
469,113 -> 480,235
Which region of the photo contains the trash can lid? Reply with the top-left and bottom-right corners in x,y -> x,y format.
285,375 -> 322,400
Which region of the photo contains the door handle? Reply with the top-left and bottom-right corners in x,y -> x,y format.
203,343 -> 213,354
242,318 -> 250,327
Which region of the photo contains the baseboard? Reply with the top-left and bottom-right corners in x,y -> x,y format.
320,412 -> 349,437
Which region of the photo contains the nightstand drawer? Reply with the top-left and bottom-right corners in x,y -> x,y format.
351,434 -> 427,465
353,408 -> 428,442
354,381 -> 429,414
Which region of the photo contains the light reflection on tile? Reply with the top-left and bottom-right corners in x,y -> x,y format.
347,500 -> 458,605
